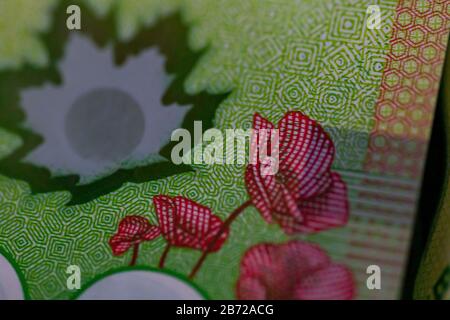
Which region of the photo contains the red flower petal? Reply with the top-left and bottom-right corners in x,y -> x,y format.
109,234 -> 134,256
249,114 -> 278,171
253,113 -> 275,131
278,111 -> 335,200
237,242 -> 330,299
109,215 -> 161,256
174,196 -> 213,238
141,226 -> 162,241
237,241 -> 354,300
271,172 -> 348,234
153,195 -> 176,241
239,241 -> 329,280
236,276 -> 267,300
117,215 -> 153,237
203,214 -> 229,252
273,184 -> 304,223
173,196 -> 228,251
298,172 -> 349,233
245,164 -> 275,223
294,264 -> 355,300
154,195 -> 228,251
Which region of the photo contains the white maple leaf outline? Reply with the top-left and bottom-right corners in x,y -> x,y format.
21,33 -> 192,185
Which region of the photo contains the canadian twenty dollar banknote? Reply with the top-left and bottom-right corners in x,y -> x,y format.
0,0 -> 449,300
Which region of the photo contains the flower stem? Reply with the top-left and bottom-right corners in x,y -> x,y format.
159,243 -> 171,268
130,243 -> 139,266
189,200 -> 252,279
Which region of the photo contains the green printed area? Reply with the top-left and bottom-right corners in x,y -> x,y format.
0,0 -> 397,299
0,128 -> 22,160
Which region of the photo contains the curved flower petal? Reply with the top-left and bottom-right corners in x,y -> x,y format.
239,243 -> 276,278
153,195 -> 176,241
279,241 -> 331,275
298,172 -> 349,233
173,196 -> 228,251
154,195 -> 228,251
109,215 -> 161,256
245,164 -> 276,222
273,184 -> 304,222
249,113 -> 278,167
109,234 -> 134,256
117,215 -> 154,237
278,111 -> 335,199
238,241 -> 330,299
272,172 -> 348,234
237,241 -> 354,300
253,113 -> 275,131
239,241 -> 329,279
294,264 -> 355,300
141,226 -> 162,241
236,276 -> 267,300
204,215 -> 229,252
246,164 -> 305,226
237,243 -> 290,299
174,196 -> 213,237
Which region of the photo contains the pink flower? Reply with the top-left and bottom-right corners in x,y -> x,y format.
245,111 -> 349,234
109,197 -> 229,267
153,195 -> 228,252
237,241 -> 354,300
109,216 -> 161,256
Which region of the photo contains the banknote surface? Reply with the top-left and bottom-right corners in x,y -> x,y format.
0,0 -> 449,300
